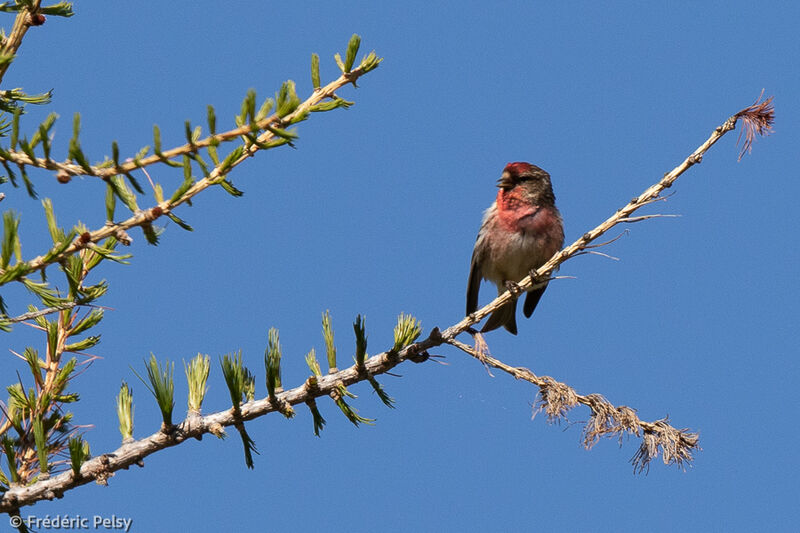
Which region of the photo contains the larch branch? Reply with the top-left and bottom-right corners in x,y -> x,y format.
0,1 -> 43,85
0,65 -> 374,282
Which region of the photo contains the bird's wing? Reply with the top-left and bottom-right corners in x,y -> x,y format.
523,283 -> 548,318
466,248 -> 483,316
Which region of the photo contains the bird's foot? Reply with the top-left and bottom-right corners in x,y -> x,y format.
504,280 -> 523,298
529,269 -> 545,285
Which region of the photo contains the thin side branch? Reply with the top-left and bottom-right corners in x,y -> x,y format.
2,103 -> 323,178
2,302 -> 76,324
445,338 -> 698,473
617,214 -> 680,223
575,250 -> 619,261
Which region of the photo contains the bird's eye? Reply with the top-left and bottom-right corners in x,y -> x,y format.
520,173 -> 545,183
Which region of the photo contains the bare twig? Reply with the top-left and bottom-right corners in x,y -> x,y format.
575,250 -> 619,261
617,214 -> 680,223
2,302 -> 77,324
444,338 -> 699,472
582,230 -> 629,249
444,93 -> 775,336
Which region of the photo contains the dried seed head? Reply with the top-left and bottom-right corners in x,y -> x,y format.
735,92 -> 775,161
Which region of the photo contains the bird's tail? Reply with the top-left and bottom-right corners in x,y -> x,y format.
481,299 -> 518,335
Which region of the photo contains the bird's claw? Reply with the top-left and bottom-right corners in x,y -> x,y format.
504,280 -> 523,298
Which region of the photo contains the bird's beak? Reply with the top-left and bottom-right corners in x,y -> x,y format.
496,173 -> 514,189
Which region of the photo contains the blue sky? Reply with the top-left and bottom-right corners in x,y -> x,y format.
2,1 -> 799,531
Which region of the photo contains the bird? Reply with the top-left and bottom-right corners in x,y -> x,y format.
466,162 -> 564,334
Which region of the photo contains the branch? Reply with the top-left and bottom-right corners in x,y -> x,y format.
447,93 -> 774,335
445,338 -> 697,473
0,1 -> 43,86
1,302 -> 76,324
0,64 -> 376,284
0,94 -> 773,512
3,104 -> 334,179
0,335 -> 438,512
